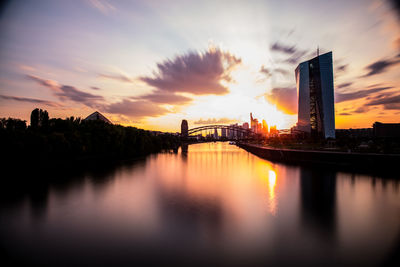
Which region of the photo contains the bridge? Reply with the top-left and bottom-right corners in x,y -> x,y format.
181,120 -> 255,140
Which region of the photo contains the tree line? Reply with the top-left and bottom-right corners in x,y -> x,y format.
0,109 -> 180,167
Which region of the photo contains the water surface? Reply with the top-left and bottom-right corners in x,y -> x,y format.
1,142 -> 400,266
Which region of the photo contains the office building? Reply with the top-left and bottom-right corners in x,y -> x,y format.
295,51 -> 335,138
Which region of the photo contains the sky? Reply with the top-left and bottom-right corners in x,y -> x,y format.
0,0 -> 399,132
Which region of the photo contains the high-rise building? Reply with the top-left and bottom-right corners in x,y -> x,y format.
262,119 -> 268,136
250,113 -> 258,133
295,51 -> 335,138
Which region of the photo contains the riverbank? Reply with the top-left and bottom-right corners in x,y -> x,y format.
237,142 -> 400,175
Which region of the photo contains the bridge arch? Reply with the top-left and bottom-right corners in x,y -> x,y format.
187,124 -> 254,138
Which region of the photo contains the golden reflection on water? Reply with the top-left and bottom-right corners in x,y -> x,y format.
268,170 -> 277,215
2,142 -> 400,266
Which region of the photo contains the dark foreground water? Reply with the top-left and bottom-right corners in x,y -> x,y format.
1,142 -> 400,266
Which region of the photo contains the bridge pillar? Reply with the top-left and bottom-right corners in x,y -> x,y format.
181,120 -> 188,138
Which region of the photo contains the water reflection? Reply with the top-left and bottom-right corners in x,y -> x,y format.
268,170 -> 277,215
300,168 -> 336,235
1,142 -> 400,266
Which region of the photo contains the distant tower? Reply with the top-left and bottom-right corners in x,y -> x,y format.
250,113 -> 258,133
214,128 -> 218,139
262,119 -> 269,135
181,120 -> 188,138
295,51 -> 335,138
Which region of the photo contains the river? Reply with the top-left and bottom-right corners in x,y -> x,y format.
1,142 -> 400,266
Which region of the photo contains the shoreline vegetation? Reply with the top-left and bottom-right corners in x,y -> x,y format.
0,110 -> 180,172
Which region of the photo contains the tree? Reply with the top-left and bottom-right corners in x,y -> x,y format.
31,108 -> 39,129
40,109 -> 49,129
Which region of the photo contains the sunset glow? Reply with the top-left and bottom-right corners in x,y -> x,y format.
0,0 -> 399,131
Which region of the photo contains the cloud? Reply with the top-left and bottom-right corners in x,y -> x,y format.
337,82 -> 353,89
338,112 -> 352,116
366,94 -> 400,110
283,51 -> 309,65
260,65 -> 271,77
132,91 -> 192,105
336,64 -> 348,72
194,118 -> 239,125
104,99 -> 168,118
27,75 -> 104,107
90,86 -> 101,90
87,0 -> 116,15
275,68 -> 290,75
99,73 -> 133,83
140,47 -> 241,95
353,106 -> 370,113
260,66 -> 289,77
270,42 -> 312,65
270,42 -> 297,54
0,94 -> 60,107
335,86 -> 393,103
27,75 -> 59,90
27,74 -> 190,119
384,103 -> 400,109
265,87 -> 297,114
363,58 -> 400,77
56,85 -> 104,107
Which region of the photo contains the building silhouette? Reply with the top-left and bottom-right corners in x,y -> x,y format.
295,51 -> 335,138
221,128 -> 227,138
250,113 -> 258,133
181,120 -> 188,137
373,122 -> 400,138
84,111 -> 112,124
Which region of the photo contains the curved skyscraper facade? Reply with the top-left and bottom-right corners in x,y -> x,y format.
295,52 -> 335,139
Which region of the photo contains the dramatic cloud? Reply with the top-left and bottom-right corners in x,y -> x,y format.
133,91 -> 192,105
363,58 -> 400,77
335,86 -> 393,103
194,118 -> 239,125
366,94 -> 400,110
265,87 -> 297,114
338,112 -> 351,116
105,99 -> 168,118
27,75 -> 104,107
270,42 -> 296,54
0,94 -> 60,107
99,73 -> 133,83
27,74 -> 187,119
140,47 -> 241,95
337,82 -> 353,89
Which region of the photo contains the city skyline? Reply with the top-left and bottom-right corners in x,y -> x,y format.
1,0 -> 400,132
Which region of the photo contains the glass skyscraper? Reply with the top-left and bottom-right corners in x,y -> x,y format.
295,51 -> 335,139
